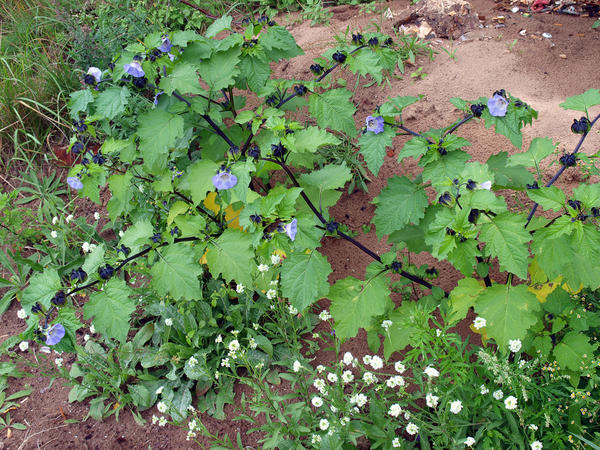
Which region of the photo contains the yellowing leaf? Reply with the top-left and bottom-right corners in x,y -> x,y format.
203,192 -> 243,230
200,248 -> 208,265
204,192 -> 220,214
528,277 -> 562,303
562,282 -> 583,295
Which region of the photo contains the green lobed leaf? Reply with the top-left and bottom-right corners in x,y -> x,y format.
205,229 -> 254,287
238,52 -> 271,92
308,88 -> 357,138
447,277 -> 485,325
198,47 -> 241,91
288,126 -> 340,153
383,301 -> 420,359
486,152 -> 534,189
474,284 -> 541,351
553,331 -> 598,372
448,239 -> 480,276
379,95 -> 421,117
107,172 -> 133,221
421,150 -> 472,188
526,186 -> 565,212
281,251 -> 332,311
358,126 -> 395,176
68,89 -> 94,119
172,30 -> 204,47
372,176 -> 428,239
21,268 -> 61,311
180,159 -> 219,206
150,243 -> 203,300
329,275 -> 391,341
559,89 -> 600,112
159,63 -> 206,95
82,243 -> 106,276
508,137 -> 556,168
94,86 -> 131,120
399,136 -> 429,162
83,278 -> 135,342
121,220 -> 153,254
573,183 -> 600,209
346,51 -> 383,84
205,16 -> 233,38
260,25 -> 303,62
299,163 -> 352,191
136,109 -> 184,173
479,212 -> 531,279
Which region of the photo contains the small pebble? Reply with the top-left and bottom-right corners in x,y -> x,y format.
511,6 -> 520,13
519,29 -> 527,36
559,54 -> 567,59
542,32 -> 552,38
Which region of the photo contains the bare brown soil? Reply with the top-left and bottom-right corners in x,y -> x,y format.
1,0 -> 599,448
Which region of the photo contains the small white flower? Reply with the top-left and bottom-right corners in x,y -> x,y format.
319,310 -> 331,321
493,389 -> 504,400
426,393 -> 439,408
187,405 -> 195,412
316,365 -> 325,373
313,378 -> 326,391
450,400 -> 463,414
52,216 -> 58,225
330,405 -> 338,413
17,308 -> 27,320
479,180 -> 492,190
504,395 -> 518,410
311,396 -> 323,408
158,416 -> 167,426
386,375 -> 405,388
269,280 -> 278,286
341,370 -> 354,384
465,436 -> 476,447
362,371 -> 377,385
293,360 -> 302,372
82,242 -> 91,253
94,212 -> 100,220
165,318 -> 173,326
119,230 -> 125,238
215,335 -> 223,344
288,304 -> 298,315
270,254 -> 281,265
266,289 -> 277,300
388,403 -> 402,417
311,434 -> 322,444
519,359 -> 526,368
66,214 -> 74,223
381,319 -> 393,330
370,355 -> 384,370
394,361 -> 406,373
155,386 -> 164,395
351,393 -> 368,407
19,341 -> 29,352
384,7 -> 394,20
188,356 -> 198,368
236,284 -> 245,293
392,438 -> 401,448
327,372 -> 338,383
528,424 -> 538,431
89,324 -> 96,334
406,422 -> 419,435
342,352 -> 354,365
89,243 -> 97,252
253,323 -> 259,330
404,412 -> 411,420
257,264 -> 269,273
508,339 -> 522,353
319,418 -> 329,431
530,441 -> 543,450
50,230 -> 58,239
215,370 -> 220,379
228,340 -> 240,352
424,366 -> 440,377
232,330 -> 240,336
480,385 -> 489,395
436,329 -> 442,336
84,334 -> 90,342
362,355 -> 372,365
152,415 -> 159,424
473,317 -> 487,330
249,338 -> 257,349
157,401 -> 168,413
55,357 -> 63,367
221,358 -> 230,367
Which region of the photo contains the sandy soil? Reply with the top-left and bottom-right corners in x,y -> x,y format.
1,0 -> 599,448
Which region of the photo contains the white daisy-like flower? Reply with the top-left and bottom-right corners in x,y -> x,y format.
319,310 -> 331,321
424,366 -> 440,377
316,365 -> 325,373
388,403 -> 402,417
311,396 -> 323,408
530,441 -> 543,450
330,405 -> 338,413
52,216 -> 58,225
249,338 -> 257,349
327,372 -> 338,383
82,242 -> 91,253
66,214 -> 74,223
392,438 -> 401,448
165,318 -> 173,326
504,395 -> 518,410
50,230 -> 58,239
313,378 -> 326,391
288,304 -> 298,315
221,358 -> 230,368
258,264 -> 269,273
406,422 -> 419,435
94,212 -> 100,220
215,335 -> 223,344
293,360 -> 302,372
473,317 -> 487,330
465,436 -> 476,447
480,385 -> 489,395
381,319 -> 393,330
370,355 -> 384,370
319,418 -> 329,431
493,390 -> 504,400
351,393 -> 368,407
17,308 -> 27,320
157,401 -> 168,413
158,416 -> 168,426
55,358 -> 63,367
363,371 -> 377,385
426,393 -> 439,408
386,375 -> 405,388
341,370 -> 354,384
266,289 -> 277,300
188,356 -> 198,368
270,254 -> 281,265
508,339 -> 522,353
450,400 -> 463,414
394,361 -> 406,373
342,352 -> 354,365
311,434 -> 322,444
228,340 -> 240,352
19,341 -> 29,352
362,355 -> 372,365
528,424 -> 538,431
236,284 -> 245,293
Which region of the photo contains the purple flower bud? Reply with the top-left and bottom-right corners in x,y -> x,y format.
67,176 -> 83,190
124,61 -> 145,78
212,170 -> 238,190
487,93 -> 509,117
45,323 -> 65,346
366,116 -> 384,134
158,35 -> 172,53
86,67 -> 102,84
154,91 -> 164,106
284,218 -> 297,241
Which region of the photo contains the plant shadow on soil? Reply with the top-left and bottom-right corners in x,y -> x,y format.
1,0 -> 599,448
